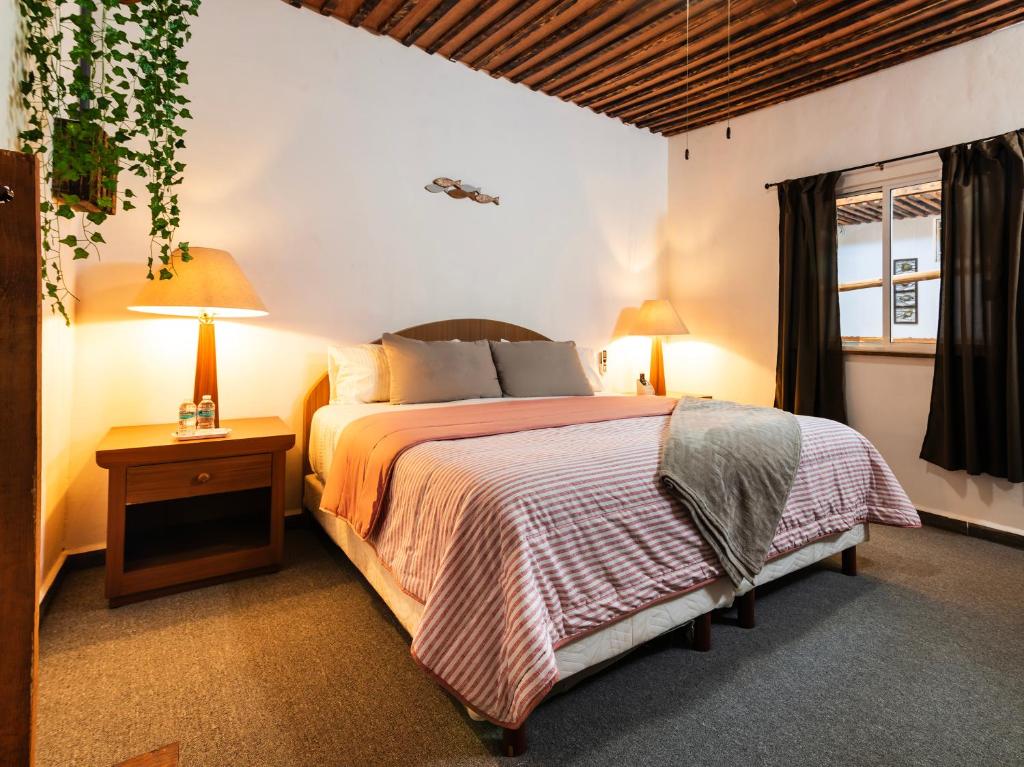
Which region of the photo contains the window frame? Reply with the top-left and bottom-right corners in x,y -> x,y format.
836,155 -> 942,357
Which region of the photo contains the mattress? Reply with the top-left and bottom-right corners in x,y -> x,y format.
308,392 -> 623,479
303,473 -> 867,683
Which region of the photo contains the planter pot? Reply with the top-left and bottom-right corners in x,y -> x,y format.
52,118 -> 118,215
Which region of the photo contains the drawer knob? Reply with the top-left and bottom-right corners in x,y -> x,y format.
194,472 -> 212,484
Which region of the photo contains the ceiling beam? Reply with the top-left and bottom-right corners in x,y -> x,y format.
561,0 -> 785,105
527,1 -> 692,93
597,0 -> 891,118
654,0 -> 1022,134
489,0 -> 630,80
450,1 -> 538,62
642,0 -> 976,130
282,0 -> 1024,138
547,0 -> 725,99
511,0 -> 682,85
425,0 -> 500,55
402,0 -> 461,46
379,0 -> 421,37
350,0 -> 381,27
658,3 -> 1019,137
473,0 -> 581,71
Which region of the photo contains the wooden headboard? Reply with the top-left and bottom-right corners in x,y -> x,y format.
301,318 -> 550,478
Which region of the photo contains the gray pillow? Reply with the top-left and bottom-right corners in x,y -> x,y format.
382,334 -> 502,404
489,340 -> 594,397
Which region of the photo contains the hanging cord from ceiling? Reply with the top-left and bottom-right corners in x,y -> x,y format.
726,0 -> 732,139
684,0 -> 690,160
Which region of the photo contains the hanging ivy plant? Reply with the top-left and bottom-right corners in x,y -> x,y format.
18,0 -> 201,323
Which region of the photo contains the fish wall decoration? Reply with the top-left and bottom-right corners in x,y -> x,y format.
424,177 -> 500,206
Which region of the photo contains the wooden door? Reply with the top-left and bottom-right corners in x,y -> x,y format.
0,149 -> 41,766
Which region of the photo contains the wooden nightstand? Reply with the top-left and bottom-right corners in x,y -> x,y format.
96,417 -> 295,607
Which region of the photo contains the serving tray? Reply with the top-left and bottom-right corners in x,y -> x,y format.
171,427 -> 232,441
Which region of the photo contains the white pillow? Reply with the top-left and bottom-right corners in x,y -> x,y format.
499,339 -> 603,392
327,344 -> 389,403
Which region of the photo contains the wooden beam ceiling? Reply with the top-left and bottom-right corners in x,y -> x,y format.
837,190 -> 942,226
285,0 -> 1024,136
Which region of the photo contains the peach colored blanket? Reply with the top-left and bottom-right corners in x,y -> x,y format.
319,396 -> 678,538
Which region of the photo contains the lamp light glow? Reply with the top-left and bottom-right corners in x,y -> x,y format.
627,299 -> 688,396
127,247 -> 266,427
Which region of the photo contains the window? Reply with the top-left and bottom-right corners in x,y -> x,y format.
836,158 -> 942,353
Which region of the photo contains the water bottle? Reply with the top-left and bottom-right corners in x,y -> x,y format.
197,395 -> 216,430
178,400 -> 197,435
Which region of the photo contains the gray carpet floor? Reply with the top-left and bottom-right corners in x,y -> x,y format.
38,523 -> 1024,767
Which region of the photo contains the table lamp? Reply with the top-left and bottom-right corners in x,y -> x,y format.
127,247 -> 267,427
630,299 -> 688,396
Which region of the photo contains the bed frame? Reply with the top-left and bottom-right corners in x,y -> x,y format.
300,317 -> 856,758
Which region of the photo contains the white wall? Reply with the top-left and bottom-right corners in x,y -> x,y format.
1,0 -> 77,592
62,0 -> 667,550
0,0 -> 16,149
666,22 -> 1024,533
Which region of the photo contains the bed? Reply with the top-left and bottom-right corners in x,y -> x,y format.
300,318 -> 919,756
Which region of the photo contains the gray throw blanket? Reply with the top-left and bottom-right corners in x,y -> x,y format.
658,398 -> 802,587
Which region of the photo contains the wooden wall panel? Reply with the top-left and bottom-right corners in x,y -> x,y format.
0,150 -> 41,766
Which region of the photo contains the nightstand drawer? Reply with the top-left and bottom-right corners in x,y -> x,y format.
126,454 -> 272,504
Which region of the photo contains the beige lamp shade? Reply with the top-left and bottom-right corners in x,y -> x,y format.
630,299 -> 688,337
127,247 -> 267,319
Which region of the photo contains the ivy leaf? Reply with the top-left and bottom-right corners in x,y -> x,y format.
24,0 -> 200,322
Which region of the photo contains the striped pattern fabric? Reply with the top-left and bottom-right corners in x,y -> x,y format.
328,344 -> 389,403
358,413 -> 919,728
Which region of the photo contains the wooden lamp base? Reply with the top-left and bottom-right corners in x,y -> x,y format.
649,335 -> 666,396
192,316 -> 219,427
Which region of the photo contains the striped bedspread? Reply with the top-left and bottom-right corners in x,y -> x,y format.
349,411 -> 919,728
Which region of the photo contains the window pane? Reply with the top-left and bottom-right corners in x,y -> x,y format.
838,191 -> 883,340
890,182 -> 941,341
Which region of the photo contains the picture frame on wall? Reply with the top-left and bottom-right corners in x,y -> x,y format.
894,307 -> 918,324
893,258 -> 919,325
894,284 -> 917,307
893,258 -> 918,275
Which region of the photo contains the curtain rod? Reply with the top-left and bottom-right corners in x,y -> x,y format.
762,130 -> 1014,190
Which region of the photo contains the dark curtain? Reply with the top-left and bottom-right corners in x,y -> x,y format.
921,130 -> 1024,482
773,171 -> 847,423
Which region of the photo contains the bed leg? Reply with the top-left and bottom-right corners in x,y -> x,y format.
737,589 -> 756,629
842,546 -> 858,577
692,612 -> 712,652
502,726 -> 527,757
